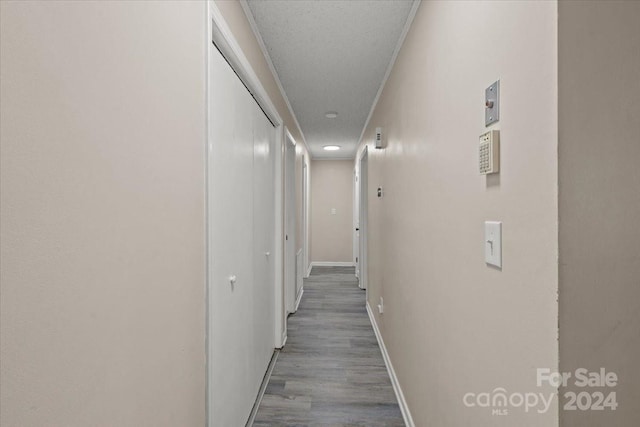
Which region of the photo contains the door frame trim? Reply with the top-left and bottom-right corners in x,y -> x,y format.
283,129 -> 297,316
358,146 -> 369,292
302,161 -> 310,278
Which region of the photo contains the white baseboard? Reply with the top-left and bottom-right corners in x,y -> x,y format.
310,261 -> 355,267
366,302 -> 415,427
306,264 -> 312,278
294,288 -> 304,312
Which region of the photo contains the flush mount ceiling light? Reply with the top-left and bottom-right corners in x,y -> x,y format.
325,111 -> 338,119
323,145 -> 341,151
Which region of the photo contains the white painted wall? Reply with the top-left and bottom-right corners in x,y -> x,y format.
208,46 -> 277,426
0,2 -> 207,426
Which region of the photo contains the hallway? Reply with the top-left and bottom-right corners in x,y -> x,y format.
253,267 -> 404,426
2,1 -> 640,426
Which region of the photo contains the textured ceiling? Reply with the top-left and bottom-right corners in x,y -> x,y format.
246,0 -> 416,159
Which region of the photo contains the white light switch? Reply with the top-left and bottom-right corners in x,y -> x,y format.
331,208 -> 337,215
485,221 -> 502,268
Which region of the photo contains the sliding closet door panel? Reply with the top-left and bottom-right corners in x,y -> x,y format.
209,46 -> 253,427
209,46 -> 275,426
252,105 -> 276,387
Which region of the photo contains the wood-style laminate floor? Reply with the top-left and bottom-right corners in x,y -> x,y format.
253,266 -> 405,426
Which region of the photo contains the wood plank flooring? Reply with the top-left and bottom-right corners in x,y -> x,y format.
253,266 -> 405,426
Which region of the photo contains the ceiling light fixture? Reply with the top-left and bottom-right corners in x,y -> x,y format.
325,111 -> 338,119
323,145 -> 341,151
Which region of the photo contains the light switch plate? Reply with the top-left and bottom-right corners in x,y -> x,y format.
485,80 -> 500,126
485,221 -> 502,268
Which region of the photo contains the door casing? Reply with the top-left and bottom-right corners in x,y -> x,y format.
284,130 -> 297,316
358,147 -> 369,291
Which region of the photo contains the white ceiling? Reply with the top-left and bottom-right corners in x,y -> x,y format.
245,0 -> 417,159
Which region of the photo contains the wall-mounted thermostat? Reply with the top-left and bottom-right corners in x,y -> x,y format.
479,130 -> 500,174
375,127 -> 384,149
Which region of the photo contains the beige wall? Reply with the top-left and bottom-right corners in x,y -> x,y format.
0,2 -> 206,426
558,1 -> 640,426
356,1 -> 559,425
310,161 -> 354,263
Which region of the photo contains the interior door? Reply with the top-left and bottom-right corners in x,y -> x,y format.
252,99 -> 276,368
354,168 -> 360,278
284,133 -> 296,314
302,162 -> 309,279
209,47 -> 255,425
359,148 -> 368,290
209,45 -> 276,426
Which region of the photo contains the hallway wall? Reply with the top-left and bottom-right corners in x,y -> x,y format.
356,1 -> 559,425
0,2 -> 206,426
310,160 -> 354,264
558,1 -> 640,425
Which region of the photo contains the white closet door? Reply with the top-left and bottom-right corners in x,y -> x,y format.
208,46 -> 275,426
251,101 -> 276,385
